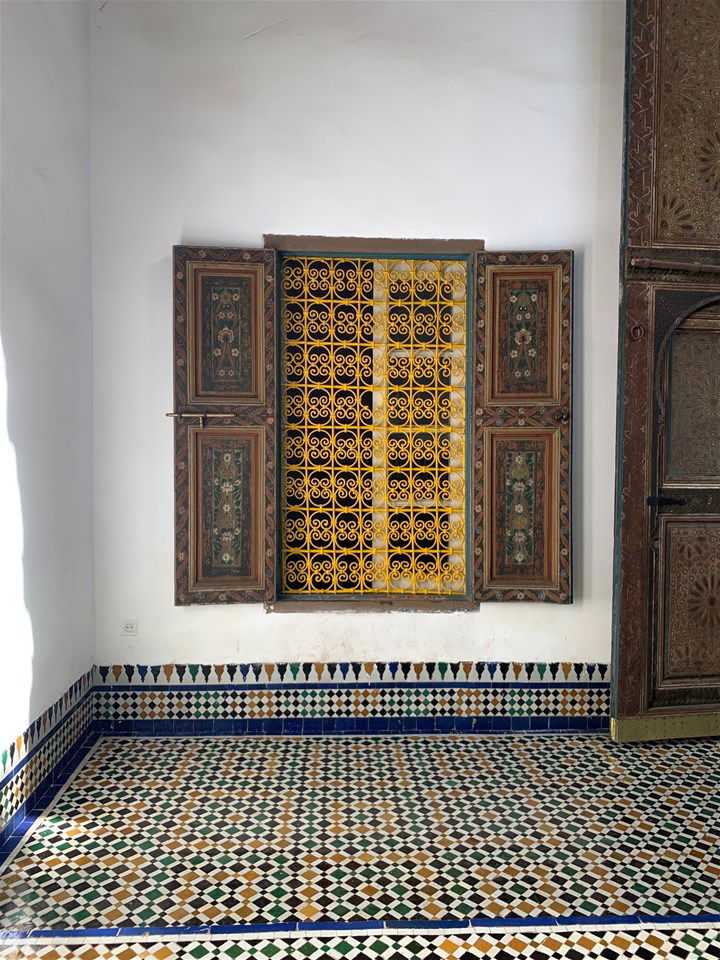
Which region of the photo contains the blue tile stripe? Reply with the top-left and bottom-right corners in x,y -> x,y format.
1,912 -> 720,941
95,717 -> 610,736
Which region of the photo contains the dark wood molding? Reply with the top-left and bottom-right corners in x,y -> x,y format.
264,234 -> 485,254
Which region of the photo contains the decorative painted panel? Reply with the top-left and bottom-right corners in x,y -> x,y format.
475,252 -> 572,602
659,518 -> 720,681
173,247 -> 277,605
186,261 -> 264,405
279,255 -> 469,597
665,326 -> 720,484
189,426 -> 264,593
483,428 -> 558,590
485,267 -> 560,405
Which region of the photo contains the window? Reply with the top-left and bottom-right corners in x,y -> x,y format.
279,254 -> 469,596
172,240 -> 573,607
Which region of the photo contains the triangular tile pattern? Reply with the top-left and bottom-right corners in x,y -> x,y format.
0,671 -> 93,781
94,663 -> 610,686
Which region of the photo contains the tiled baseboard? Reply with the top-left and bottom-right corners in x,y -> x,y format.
0,671 -> 94,838
1,661 -> 610,843
94,661 -> 609,686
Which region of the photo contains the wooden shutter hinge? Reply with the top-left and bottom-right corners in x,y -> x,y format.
165,412 -> 239,428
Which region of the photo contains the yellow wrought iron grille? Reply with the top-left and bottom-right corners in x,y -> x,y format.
280,255 -> 468,595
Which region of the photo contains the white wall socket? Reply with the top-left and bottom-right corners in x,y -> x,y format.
122,619 -> 138,636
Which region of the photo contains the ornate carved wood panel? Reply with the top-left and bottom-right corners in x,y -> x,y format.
173,246 -> 277,605
658,517 -> 720,682
475,252 -> 572,602
627,0 -> 720,252
613,0 -> 720,740
664,321 -> 720,484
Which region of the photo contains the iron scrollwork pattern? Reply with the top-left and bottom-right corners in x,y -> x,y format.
280,256 -> 469,596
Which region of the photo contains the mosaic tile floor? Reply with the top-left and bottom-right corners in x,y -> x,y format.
2,928 -> 720,960
1,735 -> 720,932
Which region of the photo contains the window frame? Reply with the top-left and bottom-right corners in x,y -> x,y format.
266,235 -> 484,612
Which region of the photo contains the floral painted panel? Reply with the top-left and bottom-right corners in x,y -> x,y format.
200,275 -> 254,395
654,0 -> 720,246
188,425 -> 265,595
663,521 -> 720,679
496,279 -> 549,396
666,329 -> 720,482
503,449 -> 537,567
185,259 -> 265,406
200,437 -> 253,580
492,435 -> 548,582
476,252 -> 571,603
174,246 -> 276,606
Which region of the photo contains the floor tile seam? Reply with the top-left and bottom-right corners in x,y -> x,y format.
100,683 -> 608,690
3,916 -> 720,943
3,922 -> 720,946
96,731 -> 609,742
0,736 -> 105,871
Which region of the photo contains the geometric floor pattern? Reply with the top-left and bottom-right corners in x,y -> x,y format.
2,930 -> 720,959
1,735 -> 720,931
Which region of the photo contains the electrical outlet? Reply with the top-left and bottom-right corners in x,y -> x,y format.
122,619 -> 138,637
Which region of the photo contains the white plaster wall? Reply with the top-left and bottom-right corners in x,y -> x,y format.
91,0 -> 624,666
0,1 -> 94,745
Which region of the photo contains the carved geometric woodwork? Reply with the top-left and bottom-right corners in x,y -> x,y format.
173,246 -> 277,605
658,517 -> 720,682
475,251 -> 572,602
608,0 -> 720,739
665,323 -> 720,485
627,0 -> 720,250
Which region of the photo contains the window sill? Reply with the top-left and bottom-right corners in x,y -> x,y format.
265,596 -> 479,613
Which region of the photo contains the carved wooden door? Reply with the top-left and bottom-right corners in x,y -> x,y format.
613,0 -> 720,741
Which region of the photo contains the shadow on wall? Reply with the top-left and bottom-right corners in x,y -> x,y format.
0,0 -> 94,744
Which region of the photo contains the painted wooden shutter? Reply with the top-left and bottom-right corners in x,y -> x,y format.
474,251 -> 573,602
173,246 -> 277,604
